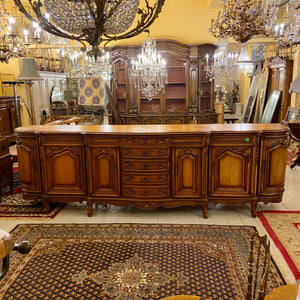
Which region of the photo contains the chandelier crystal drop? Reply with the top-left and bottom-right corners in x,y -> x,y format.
129,37 -> 168,101
265,0 -> 300,46
14,0 -> 165,53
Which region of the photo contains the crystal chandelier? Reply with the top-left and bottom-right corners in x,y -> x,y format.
72,50 -> 112,81
129,36 -> 167,100
57,44 -> 112,80
0,1 -> 39,63
209,0 -> 272,43
265,0 -> 300,46
14,0 -> 165,55
204,38 -> 241,85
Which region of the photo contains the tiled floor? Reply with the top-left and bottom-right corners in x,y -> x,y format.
1,166 -> 300,284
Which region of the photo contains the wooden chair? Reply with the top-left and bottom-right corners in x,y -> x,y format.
247,232 -> 271,300
0,228 -> 31,280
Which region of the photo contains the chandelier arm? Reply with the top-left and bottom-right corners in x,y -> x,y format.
104,0 -> 122,19
276,0 -> 290,6
13,0 -> 165,50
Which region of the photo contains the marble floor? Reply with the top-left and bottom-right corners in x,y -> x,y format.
1,166 -> 300,284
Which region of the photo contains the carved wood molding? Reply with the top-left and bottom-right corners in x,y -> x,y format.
119,137 -> 171,144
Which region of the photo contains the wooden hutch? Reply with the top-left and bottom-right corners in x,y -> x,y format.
109,40 -> 218,125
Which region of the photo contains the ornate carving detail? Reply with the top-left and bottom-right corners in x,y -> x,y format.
124,175 -> 133,182
120,137 -> 170,144
137,202 -> 161,210
212,136 -> 254,144
255,136 -> 261,165
159,149 -> 168,156
188,107 -> 198,113
266,136 -> 289,150
46,147 -> 79,158
215,148 -> 250,159
159,162 -> 169,169
110,47 -> 128,63
159,187 -> 169,196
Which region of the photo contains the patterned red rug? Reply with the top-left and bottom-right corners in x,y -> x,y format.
0,224 -> 285,300
0,167 -> 64,218
257,210 -> 300,280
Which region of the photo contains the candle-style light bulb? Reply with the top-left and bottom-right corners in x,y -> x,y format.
23,29 -> 29,43
8,17 -> 15,33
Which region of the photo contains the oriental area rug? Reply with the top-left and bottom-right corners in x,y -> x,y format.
0,224 -> 285,300
0,167 -> 64,218
257,210 -> 300,280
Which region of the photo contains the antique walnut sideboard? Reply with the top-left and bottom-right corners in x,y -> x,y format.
15,124 -> 288,218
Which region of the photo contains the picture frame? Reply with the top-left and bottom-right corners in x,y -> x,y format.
260,90 -> 281,123
242,72 -> 261,123
285,106 -> 298,121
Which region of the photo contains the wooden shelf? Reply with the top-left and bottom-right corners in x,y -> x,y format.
166,97 -> 186,100
167,82 -> 185,85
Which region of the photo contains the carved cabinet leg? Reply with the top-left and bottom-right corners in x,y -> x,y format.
251,201 -> 257,218
202,203 -> 209,219
87,200 -> 93,217
42,198 -> 50,213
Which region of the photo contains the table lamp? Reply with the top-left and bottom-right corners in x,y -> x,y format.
16,58 -> 43,125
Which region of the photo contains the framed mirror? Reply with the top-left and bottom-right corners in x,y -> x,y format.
254,68 -> 269,123
242,72 -> 261,123
261,90 -> 281,123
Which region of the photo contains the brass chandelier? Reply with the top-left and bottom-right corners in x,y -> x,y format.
13,0 -> 165,56
209,0 -> 272,43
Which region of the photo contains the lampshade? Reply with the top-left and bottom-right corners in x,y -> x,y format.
16,58 -> 43,81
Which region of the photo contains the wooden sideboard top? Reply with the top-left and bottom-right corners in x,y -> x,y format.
14,123 -> 288,135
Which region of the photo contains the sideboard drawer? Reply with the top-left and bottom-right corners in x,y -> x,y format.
122,173 -> 169,185
122,160 -> 169,172
122,186 -> 170,198
121,148 -> 169,158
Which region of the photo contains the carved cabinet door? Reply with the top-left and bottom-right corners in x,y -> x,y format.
16,136 -> 42,194
209,147 -> 255,197
42,145 -> 86,194
87,147 -> 120,196
258,134 -> 288,195
173,148 -> 203,197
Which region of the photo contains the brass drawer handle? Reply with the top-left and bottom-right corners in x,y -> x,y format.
142,190 -> 150,195
141,177 -> 150,182
142,164 -> 150,169
142,151 -> 150,156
